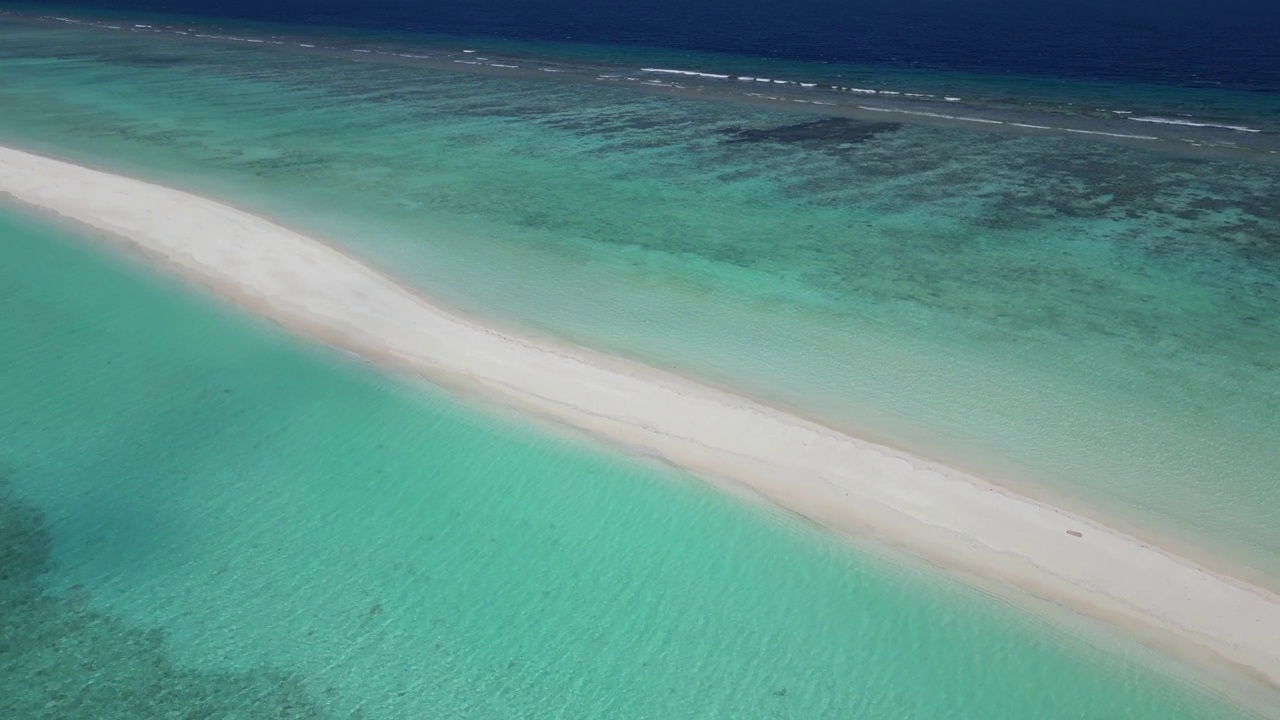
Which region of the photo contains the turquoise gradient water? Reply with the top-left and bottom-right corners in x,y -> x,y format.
0,198 -> 1260,715
1,18 -> 1276,583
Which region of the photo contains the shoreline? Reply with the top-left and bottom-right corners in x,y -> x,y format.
3,145 -> 1279,709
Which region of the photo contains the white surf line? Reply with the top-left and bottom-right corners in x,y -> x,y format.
856,105 -> 1005,125
640,67 -> 730,80
855,106 -> 1162,138
1063,127 -> 1159,140
1128,116 -> 1262,133
2,145 -> 1279,697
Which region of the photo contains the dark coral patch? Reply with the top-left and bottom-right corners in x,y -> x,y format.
0,473 -> 337,719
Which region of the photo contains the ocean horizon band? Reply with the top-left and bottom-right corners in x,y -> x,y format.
6,12 -> 1280,161
2,145 -> 1279,704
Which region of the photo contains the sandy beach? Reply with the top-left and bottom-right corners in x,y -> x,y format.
3,144 -> 1278,699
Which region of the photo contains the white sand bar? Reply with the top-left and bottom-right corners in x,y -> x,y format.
3,145 -> 1279,696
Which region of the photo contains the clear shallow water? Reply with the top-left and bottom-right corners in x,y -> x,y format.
0,18 -> 1276,582
0,199 -> 1261,716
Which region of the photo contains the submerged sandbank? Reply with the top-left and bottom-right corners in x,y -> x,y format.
2,145 -> 1278,699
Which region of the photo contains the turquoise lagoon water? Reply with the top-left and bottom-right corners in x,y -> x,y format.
0,197 -> 1261,715
1,16 -> 1279,715
1,18 -> 1277,583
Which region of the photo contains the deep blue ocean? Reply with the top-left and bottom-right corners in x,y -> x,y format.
35,0 -> 1280,91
